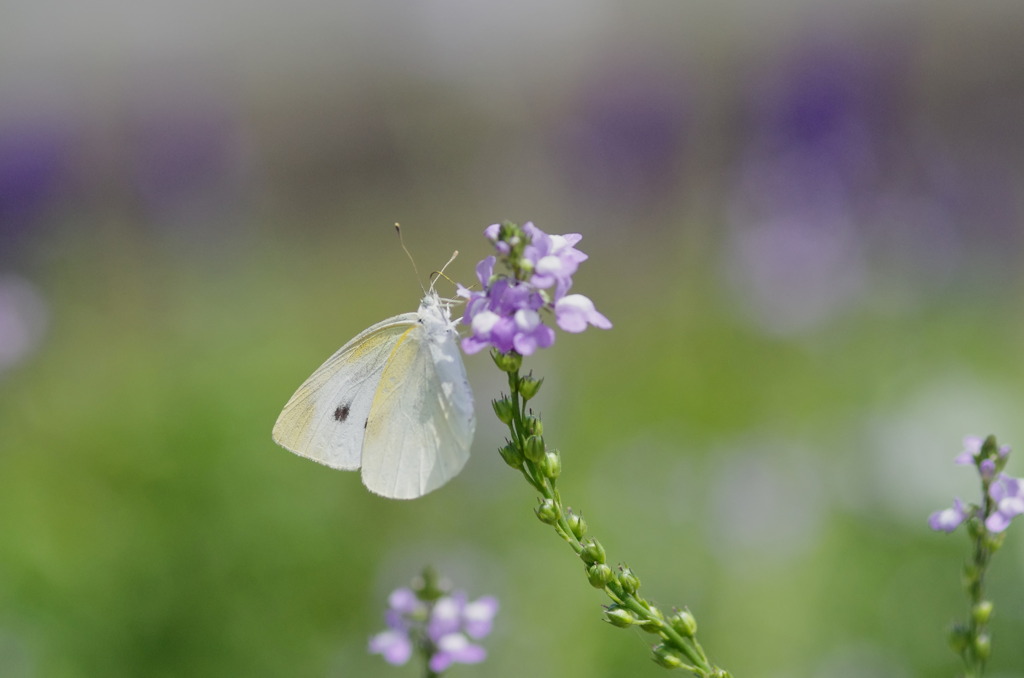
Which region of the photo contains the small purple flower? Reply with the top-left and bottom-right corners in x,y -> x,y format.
462,595 -> 499,638
986,474 -> 1024,533
427,593 -> 464,640
954,436 -> 984,465
521,222 -> 588,297
370,583 -> 498,673
0,275 -> 48,374
931,436 -> 1020,534
368,629 -> 413,665
430,632 -> 487,673
554,294 -> 612,333
423,591 -> 498,672
384,587 -> 424,627
484,223 -> 512,255
368,588 -> 424,665
929,497 -> 968,533
461,221 -> 610,355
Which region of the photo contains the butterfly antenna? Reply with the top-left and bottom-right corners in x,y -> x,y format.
395,223 -> 425,293
429,250 -> 460,292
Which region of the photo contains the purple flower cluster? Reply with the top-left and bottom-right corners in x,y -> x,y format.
954,435 -> 1010,480
459,222 -> 611,356
368,586 -> 498,673
929,436 -> 1024,534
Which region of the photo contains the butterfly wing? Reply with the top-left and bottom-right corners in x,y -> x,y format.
360,302 -> 475,499
272,313 -> 418,470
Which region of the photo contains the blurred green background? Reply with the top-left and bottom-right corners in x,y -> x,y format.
2,2 -> 1024,677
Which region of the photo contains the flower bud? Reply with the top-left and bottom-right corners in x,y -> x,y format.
603,606 -> 636,628
524,435 -> 546,463
518,375 -> 543,401
972,600 -> 993,625
983,530 -> 1006,553
669,609 -> 698,637
651,643 -> 684,669
639,605 -> 665,633
974,633 -> 992,660
948,624 -> 970,653
535,498 -> 559,525
498,442 -> 524,469
541,451 -> 562,479
491,397 -> 514,425
566,511 -> 587,540
523,415 -> 543,437
961,562 -> 980,587
491,349 -> 522,373
587,563 -> 614,589
617,566 -> 640,595
580,538 -> 606,565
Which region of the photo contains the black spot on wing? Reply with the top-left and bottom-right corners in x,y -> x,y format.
334,403 -> 351,422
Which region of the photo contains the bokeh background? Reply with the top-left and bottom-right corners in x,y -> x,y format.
2,2 -> 1024,677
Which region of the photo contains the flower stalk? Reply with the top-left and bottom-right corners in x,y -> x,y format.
464,221 -> 729,676
929,435 -> 1022,677
369,567 -> 498,677
494,356 -> 727,676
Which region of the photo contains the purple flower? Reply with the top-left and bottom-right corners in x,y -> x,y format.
423,591 -> 498,672
521,222 -> 588,297
368,629 -> 413,665
484,223 -> 512,255
986,474 -> 1024,533
954,436 -> 984,465
369,584 -> 498,673
462,595 -> 499,638
931,436 -> 1020,534
430,632 -> 487,673
461,221 -> 610,355
368,588 -> 424,665
554,294 -> 612,333
929,498 -> 968,533
0,275 -> 48,374
955,435 -> 1012,481
426,592 -> 464,640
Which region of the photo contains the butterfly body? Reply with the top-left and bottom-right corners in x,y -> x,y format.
273,292 -> 475,499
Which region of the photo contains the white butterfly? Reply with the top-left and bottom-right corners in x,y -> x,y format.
272,290 -> 475,499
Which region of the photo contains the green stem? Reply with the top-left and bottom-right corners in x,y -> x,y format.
499,363 -> 725,676
963,480 -> 994,678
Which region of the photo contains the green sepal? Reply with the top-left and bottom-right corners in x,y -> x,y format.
499,442 -> 524,469
972,600 -> 993,625
617,566 -> 640,595
566,510 -> 587,540
535,498 -> 559,525
948,623 -> 970,653
541,450 -> 562,479
669,608 -> 698,637
603,605 -> 636,628
974,633 -> 992,660
413,566 -> 447,603
651,643 -> 684,669
524,435 -> 546,463
639,605 -> 665,633
587,563 -> 614,588
491,349 -> 522,373
580,538 -> 606,565
519,374 -> 543,400
491,397 -> 514,425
